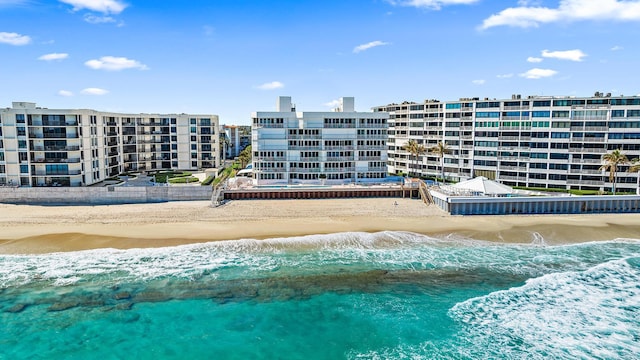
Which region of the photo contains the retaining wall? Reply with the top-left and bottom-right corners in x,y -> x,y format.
430,191 -> 640,215
0,186 -> 213,205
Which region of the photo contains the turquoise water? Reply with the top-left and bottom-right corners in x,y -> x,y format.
1,232 -> 639,359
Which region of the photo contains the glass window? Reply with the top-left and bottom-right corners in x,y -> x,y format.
476,112 -> 500,118
532,111 -> 550,118
611,110 -> 625,118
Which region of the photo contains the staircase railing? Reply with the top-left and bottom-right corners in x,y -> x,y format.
418,180 -> 434,205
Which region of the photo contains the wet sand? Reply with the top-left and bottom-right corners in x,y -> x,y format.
1,199 -> 639,254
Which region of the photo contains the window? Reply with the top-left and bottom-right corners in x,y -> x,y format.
628,110 -> 640,118
476,112 -> 500,118
551,132 -> 570,138
445,103 -> 461,109
611,98 -> 640,106
533,100 -> 551,107
532,111 -> 550,118
611,110 -> 625,118
20,164 -> 29,173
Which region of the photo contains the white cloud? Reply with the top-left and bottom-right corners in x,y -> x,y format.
324,99 -> 341,108
85,56 -> 148,71
353,40 -> 390,53
38,53 -> 69,61
0,32 -> 31,45
611,45 -> 624,51
497,73 -> 514,78
387,0 -> 479,10
519,68 -> 558,79
472,79 -> 485,85
59,0 -> 127,14
481,0 -> 640,30
527,56 -> 543,63
255,81 -> 284,90
83,14 -> 116,23
58,90 -> 74,97
81,87 -> 109,95
542,49 -> 586,61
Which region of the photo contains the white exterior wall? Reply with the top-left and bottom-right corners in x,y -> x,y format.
0,103 -> 219,187
379,95 -> 640,193
252,96 -> 389,185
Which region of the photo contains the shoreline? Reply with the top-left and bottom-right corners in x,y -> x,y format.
1,199 -> 640,254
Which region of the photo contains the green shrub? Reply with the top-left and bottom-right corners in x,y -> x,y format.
168,177 -> 199,184
201,176 -> 215,186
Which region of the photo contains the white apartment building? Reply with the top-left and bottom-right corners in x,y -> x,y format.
0,102 -> 219,187
376,93 -> 640,193
252,96 -> 389,185
221,125 -> 251,160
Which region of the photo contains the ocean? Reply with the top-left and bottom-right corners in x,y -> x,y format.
1,231 -> 639,359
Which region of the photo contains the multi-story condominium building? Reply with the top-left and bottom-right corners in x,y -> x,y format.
221,125 -> 251,160
252,96 -> 389,185
376,93 -> 640,193
0,102 -> 219,187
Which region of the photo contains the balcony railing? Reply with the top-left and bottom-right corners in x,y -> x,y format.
31,145 -> 80,152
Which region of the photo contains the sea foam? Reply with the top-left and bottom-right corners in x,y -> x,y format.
449,256 -> 640,359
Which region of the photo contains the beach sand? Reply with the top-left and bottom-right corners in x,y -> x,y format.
1,198 -> 639,254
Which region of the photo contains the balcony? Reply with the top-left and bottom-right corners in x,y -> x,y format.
568,147 -> 606,153
499,175 -> 527,181
355,156 -> 379,161
567,179 -> 604,186
570,169 -> 602,175
358,124 -> 387,129
31,145 -> 80,152
288,134 -> 322,140
32,158 -> 81,164
259,156 -> 287,161
323,124 -> 356,129
255,167 -> 287,173
325,167 -> 355,173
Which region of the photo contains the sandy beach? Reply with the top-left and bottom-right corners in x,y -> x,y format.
1,198 -> 640,254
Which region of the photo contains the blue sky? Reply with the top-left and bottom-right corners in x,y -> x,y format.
1,0 -> 640,124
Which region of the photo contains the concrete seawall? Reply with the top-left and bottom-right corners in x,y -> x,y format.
0,186 -> 213,205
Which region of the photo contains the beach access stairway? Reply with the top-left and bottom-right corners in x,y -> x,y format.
418,180 -> 434,206
211,177 -> 231,207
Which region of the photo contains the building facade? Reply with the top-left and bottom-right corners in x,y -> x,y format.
0,102 -> 219,187
376,94 -> 640,193
252,96 -> 389,185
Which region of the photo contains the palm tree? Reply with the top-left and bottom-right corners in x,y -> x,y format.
238,145 -> 252,169
402,139 -> 426,177
599,149 -> 629,195
429,141 -> 450,183
630,158 -> 640,195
